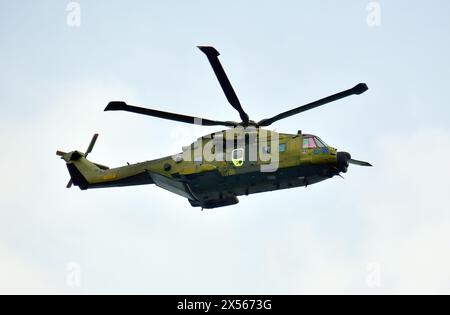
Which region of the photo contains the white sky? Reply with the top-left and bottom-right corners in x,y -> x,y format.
1,1 -> 450,294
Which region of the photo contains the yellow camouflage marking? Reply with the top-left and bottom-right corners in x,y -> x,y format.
103,173 -> 117,180
179,164 -> 217,176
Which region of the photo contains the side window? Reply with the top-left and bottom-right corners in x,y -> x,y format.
279,143 -> 287,152
231,148 -> 244,167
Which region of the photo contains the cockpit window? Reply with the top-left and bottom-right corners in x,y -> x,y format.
303,136 -> 328,149
303,137 -> 316,149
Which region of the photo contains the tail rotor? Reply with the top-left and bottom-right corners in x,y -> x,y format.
62,134 -> 99,188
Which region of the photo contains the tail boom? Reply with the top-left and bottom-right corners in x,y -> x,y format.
57,151 -> 153,190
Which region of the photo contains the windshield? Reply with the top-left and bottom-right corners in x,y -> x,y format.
314,137 -> 327,147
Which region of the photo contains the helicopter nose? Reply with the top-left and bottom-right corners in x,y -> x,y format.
337,151 -> 351,173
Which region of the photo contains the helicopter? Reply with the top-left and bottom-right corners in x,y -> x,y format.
56,46 -> 372,209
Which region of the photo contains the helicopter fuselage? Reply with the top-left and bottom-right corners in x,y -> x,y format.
60,129 -> 350,209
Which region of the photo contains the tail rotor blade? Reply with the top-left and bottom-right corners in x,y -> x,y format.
85,133 -> 99,157
66,179 -> 73,188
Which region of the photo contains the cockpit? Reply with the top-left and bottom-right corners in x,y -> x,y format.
302,134 -> 328,149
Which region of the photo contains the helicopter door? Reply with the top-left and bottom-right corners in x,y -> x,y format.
227,133 -> 258,175
301,136 -> 316,164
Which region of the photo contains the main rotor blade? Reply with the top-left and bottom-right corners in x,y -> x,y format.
198,46 -> 250,124
66,179 -> 73,188
85,133 -> 99,156
258,83 -> 369,127
104,101 -> 239,127
349,159 -> 372,167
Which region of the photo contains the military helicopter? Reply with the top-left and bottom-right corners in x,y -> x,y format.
57,46 -> 372,209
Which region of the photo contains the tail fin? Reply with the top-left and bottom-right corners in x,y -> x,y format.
57,134 -> 109,190
57,150 -> 109,190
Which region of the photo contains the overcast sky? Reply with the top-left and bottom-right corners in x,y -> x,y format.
1,1 -> 450,294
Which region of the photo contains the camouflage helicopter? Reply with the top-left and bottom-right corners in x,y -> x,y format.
56,46 -> 371,209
